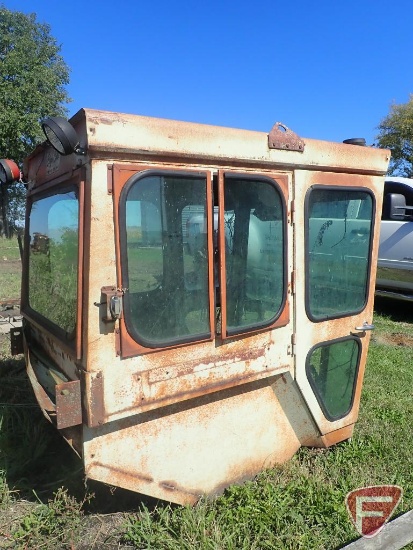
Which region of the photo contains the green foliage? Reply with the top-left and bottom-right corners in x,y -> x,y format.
0,5 -> 71,236
0,349 -> 54,482
0,236 -> 21,300
376,94 -> 413,177
0,6 -> 71,161
122,476 -> 353,549
11,488 -> 85,549
29,229 -> 78,333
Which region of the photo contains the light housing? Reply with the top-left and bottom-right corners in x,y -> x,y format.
41,116 -> 85,156
0,159 -> 21,185
343,138 -> 366,147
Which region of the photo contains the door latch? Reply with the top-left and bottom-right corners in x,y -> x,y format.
354,321 -> 375,332
96,286 -> 124,321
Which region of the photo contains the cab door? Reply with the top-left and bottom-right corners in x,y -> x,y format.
293,171 -> 383,438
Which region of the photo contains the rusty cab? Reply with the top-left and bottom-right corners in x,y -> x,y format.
8,111 -> 389,504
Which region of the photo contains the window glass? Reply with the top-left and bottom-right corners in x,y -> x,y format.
28,190 -> 79,334
306,189 -> 373,320
123,174 -> 210,346
224,178 -> 285,334
307,338 -> 360,419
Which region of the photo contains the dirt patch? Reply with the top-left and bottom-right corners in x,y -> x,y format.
0,258 -> 22,275
0,501 -> 133,549
373,332 -> 413,347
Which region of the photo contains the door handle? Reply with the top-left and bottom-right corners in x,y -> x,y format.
354,322 -> 375,331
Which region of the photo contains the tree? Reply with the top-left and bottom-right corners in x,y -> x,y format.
0,6 -> 71,237
376,95 -> 413,177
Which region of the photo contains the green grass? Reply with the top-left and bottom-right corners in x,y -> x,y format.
0,236 -> 22,301
1,240 -> 413,549
0,236 -> 21,261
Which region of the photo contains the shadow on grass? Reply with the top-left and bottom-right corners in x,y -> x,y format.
0,352 -> 160,516
374,296 -> 413,324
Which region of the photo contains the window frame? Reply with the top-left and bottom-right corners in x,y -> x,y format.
21,172 -> 84,359
114,166 -> 215,357
218,170 -> 289,339
113,165 -> 290,357
304,185 -> 376,323
305,335 -> 362,421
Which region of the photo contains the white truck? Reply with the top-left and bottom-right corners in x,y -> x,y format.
376,177 -> 413,301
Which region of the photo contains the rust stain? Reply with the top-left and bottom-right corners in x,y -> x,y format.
86,462 -> 155,485
160,481 -> 176,491
86,461 -> 202,505
78,368 -> 106,428
56,380 -> 82,429
317,424 -> 355,448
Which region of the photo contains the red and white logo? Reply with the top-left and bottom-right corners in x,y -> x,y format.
345,485 -> 403,538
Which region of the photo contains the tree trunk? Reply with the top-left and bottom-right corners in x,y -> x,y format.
0,185 -> 10,238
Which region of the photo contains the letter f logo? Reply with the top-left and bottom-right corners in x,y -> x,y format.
346,486 -> 403,538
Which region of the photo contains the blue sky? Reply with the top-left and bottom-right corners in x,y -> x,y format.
3,0 -> 413,145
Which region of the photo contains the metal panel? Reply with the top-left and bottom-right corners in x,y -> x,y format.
78,109 -> 390,176
268,122 -> 305,152
83,376 -> 302,505
56,380 -> 82,429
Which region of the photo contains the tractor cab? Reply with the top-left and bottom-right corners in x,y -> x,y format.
6,110 -> 389,504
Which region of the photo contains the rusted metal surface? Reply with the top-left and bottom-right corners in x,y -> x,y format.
76,176 -> 86,360
26,353 -> 56,414
19,108 -> 390,505
77,109 -> 389,175
83,376 -> 302,505
56,380 -> 82,429
82,370 -> 105,427
268,122 -> 305,152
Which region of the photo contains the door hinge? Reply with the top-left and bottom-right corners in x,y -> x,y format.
290,200 -> 295,225
291,333 -> 296,356
107,164 -> 114,195
290,270 -> 296,296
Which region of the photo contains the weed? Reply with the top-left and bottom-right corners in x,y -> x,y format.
11,488 -> 86,549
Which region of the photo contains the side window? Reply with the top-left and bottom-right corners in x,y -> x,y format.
28,189 -> 79,335
224,177 -> 286,335
307,337 -> 360,420
121,173 -> 211,347
306,188 -> 374,320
